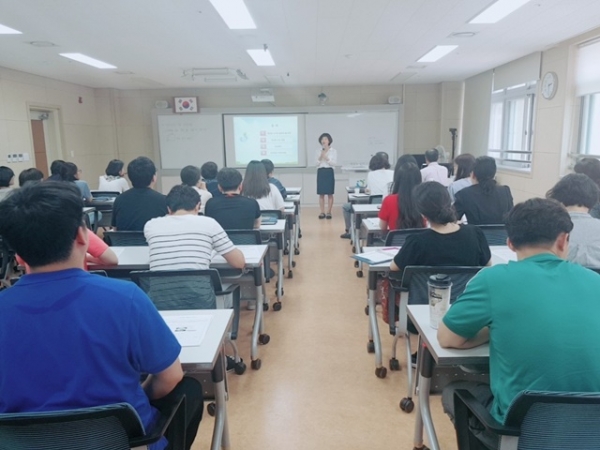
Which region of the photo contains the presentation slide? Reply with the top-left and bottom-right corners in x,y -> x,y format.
224,115 -> 306,168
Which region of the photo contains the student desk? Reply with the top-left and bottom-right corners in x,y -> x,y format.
347,193 -> 371,204
355,218 -> 384,276
350,204 -> 381,259
286,194 -> 302,255
283,202 -> 298,277
160,309 -> 234,450
94,245 -> 270,368
286,187 -> 302,195
408,304 -> 489,450
260,219 -> 286,303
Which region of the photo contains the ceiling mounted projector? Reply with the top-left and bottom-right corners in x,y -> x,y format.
251,89 -> 275,102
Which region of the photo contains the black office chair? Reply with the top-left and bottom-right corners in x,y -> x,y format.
0,395 -> 185,450
0,236 -> 16,289
368,195 -> 383,205
384,228 -> 428,246
103,231 -> 147,246
454,390 -> 600,450
477,224 -> 508,246
388,265 -> 484,413
90,191 -> 120,231
130,269 -> 245,375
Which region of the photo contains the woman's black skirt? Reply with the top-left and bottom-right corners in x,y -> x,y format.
317,167 -> 335,195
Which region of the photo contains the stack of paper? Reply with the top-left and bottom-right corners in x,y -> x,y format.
352,247 -> 400,265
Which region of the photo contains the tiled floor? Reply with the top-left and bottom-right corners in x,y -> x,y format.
194,207 -> 457,450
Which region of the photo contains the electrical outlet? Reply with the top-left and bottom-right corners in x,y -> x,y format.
11,154 -> 18,162
17,154 -> 23,162
6,154 -> 12,163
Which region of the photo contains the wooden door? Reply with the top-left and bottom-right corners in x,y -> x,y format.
30,119 -> 48,178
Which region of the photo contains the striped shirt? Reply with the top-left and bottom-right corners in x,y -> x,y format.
144,214 -> 235,271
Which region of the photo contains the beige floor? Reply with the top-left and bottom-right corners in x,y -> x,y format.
194,207 -> 457,450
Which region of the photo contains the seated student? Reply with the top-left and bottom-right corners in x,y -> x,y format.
574,157 -> 600,218
201,161 -> 220,197
242,160 -> 285,212
420,148 -> 449,187
378,162 -> 424,231
454,156 -> 513,225
60,162 -> 93,203
448,153 -> 475,203
438,198 -> 600,450
180,165 -> 212,214
261,159 -> 287,199
18,167 -> 44,186
144,185 -> 245,271
547,173 -> 600,267
0,166 -> 15,202
0,182 -> 204,450
112,157 -> 168,231
98,159 -> 130,193
46,159 -> 64,181
205,168 -> 261,230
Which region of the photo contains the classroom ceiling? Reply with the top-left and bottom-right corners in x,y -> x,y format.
0,0 -> 599,90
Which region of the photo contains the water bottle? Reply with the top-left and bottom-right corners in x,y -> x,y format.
428,274 -> 452,329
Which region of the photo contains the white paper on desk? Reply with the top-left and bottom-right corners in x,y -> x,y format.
363,218 -> 380,226
163,315 -> 212,347
112,247 -> 125,259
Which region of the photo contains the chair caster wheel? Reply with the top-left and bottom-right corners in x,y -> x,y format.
299,232 -> 302,238
251,359 -> 261,370
400,397 -> 414,413
294,248 -> 300,255
273,301 -> 282,311
283,249 -> 289,255
263,303 -> 269,311
375,366 -> 387,378
234,361 -> 247,375
352,246 -> 356,253
356,270 -> 363,278
354,261 -> 359,268
389,358 -> 401,371
259,334 -> 270,345
207,402 -> 216,416
367,341 -> 375,353
364,305 -> 369,315
292,261 -> 296,268
288,271 -> 293,279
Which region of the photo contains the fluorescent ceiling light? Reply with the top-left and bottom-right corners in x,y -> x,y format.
469,0 -> 531,24
0,23 -> 22,34
247,49 -> 275,66
417,45 -> 458,63
209,0 -> 256,29
59,53 -> 116,69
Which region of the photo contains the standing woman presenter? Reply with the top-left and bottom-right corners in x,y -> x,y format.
316,133 -> 337,219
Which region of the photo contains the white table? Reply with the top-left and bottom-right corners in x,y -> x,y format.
408,305 -> 489,450
350,204 -> 381,256
286,187 -> 302,195
94,245 -> 270,368
260,219 -> 286,304
160,309 -> 234,450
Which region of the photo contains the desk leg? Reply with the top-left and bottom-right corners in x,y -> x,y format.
211,352 -> 230,450
415,345 -> 440,450
277,248 -> 283,301
367,270 -> 384,377
251,267 -> 269,369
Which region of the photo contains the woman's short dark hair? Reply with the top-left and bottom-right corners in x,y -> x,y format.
242,160 -> 270,199
473,156 -> 498,194
574,158 -> 600,187
413,182 -> 456,225
180,165 -> 201,187
0,166 -> 15,187
166,185 -> 200,212
18,168 -> 44,187
127,157 -> 156,188
105,159 -> 124,177
547,173 -> 600,209
454,154 -> 476,181
49,160 -> 65,176
506,198 -> 573,250
261,159 -> 275,176
0,181 -> 84,268
369,153 -> 390,171
318,133 -> 333,145
217,168 -> 242,191
395,162 -> 424,229
59,162 -> 78,182
201,162 -> 218,180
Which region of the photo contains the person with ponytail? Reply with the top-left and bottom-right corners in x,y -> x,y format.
454,156 -> 513,225
378,162 -> 424,231
390,181 -> 491,273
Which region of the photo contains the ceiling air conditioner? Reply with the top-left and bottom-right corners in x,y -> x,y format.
251,88 -> 275,103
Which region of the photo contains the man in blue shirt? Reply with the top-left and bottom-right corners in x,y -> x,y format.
0,182 -> 203,450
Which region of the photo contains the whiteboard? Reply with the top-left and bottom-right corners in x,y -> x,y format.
156,114 -> 224,170
305,111 -> 399,166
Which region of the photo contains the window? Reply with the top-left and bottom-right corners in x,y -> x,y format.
577,92 -> 600,156
487,82 -> 536,171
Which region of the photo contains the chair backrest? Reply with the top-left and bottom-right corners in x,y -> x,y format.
91,191 -> 120,200
505,391 -> 600,450
225,229 -> 262,245
130,269 -> 222,310
477,224 -> 508,246
384,228 -> 428,246
0,402 -> 143,450
0,236 -> 15,287
103,231 -> 147,247
368,195 -> 383,205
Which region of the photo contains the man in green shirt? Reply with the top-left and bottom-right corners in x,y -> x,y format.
438,198 -> 600,449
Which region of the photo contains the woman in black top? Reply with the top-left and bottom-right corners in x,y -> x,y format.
453,156 -> 513,225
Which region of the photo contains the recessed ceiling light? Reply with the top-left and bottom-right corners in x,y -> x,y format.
469,0 -> 531,24
0,23 -> 22,34
449,32 -> 477,38
247,49 -> 275,66
28,41 -> 57,47
59,53 -> 116,69
417,45 -> 458,63
209,0 -> 256,29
